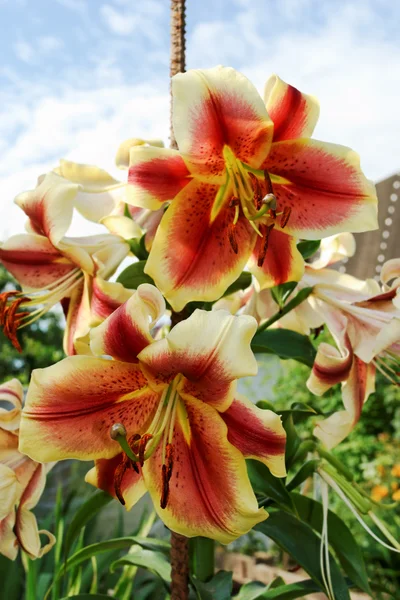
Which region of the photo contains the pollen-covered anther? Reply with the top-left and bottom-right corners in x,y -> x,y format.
0,293 -> 29,352
248,172 -> 262,209
113,454 -> 130,506
280,206 -> 291,228
257,224 -> 275,268
228,224 -> 239,254
160,443 -> 174,510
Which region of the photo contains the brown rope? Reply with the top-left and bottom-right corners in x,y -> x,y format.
170,0 -> 186,149
170,531 -> 190,600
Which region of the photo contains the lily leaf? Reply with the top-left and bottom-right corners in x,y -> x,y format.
110,548 -> 171,584
117,260 -> 154,288
64,491 -> 113,557
251,329 -> 316,367
297,240 -> 321,260
191,571 -> 233,600
256,510 -> 351,599
291,493 -> 372,594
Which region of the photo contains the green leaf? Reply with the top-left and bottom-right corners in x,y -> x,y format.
111,548 -> 171,583
224,271 -> 252,297
297,240 -> 321,260
191,570 -> 233,600
236,578 -> 326,599
53,537 -> 170,585
234,581 -> 266,600
247,460 -> 295,511
256,510 -> 351,599
257,287 -> 314,333
286,460 -> 320,491
129,234 -> 149,260
65,491 -> 113,557
117,260 -> 154,288
291,493 -> 372,594
270,282 -> 298,309
251,329 -> 316,367
281,413 -> 301,468
59,595 -> 112,599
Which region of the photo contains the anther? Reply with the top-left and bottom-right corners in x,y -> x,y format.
264,170 -> 274,195
280,206 -> 291,228
114,457 -> 129,505
160,443 -> 174,510
248,172 -> 262,209
257,224 -> 275,268
228,224 -> 238,254
229,196 -> 240,208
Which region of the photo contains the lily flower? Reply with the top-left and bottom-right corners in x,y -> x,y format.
0,379 -> 55,560
306,258 -> 400,448
0,171 -> 131,355
19,285 -> 286,543
126,66 -> 377,311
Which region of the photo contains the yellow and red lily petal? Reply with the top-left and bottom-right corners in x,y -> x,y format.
264,75 -> 320,142
90,284 -> 165,363
15,172 -> 80,246
55,159 -> 125,223
143,394 -> 267,544
220,394 -> 286,477
57,234 -> 129,277
0,379 -> 24,432
116,137 -> 164,170
127,146 -> 191,210
145,180 -> 256,311
262,139 -> 378,239
101,215 -> 143,240
86,455 -> 147,510
248,229 -> 304,289
314,358 -> 376,449
0,464 -> 19,520
62,279 -> 88,356
309,233 -> 356,270
126,206 -> 164,251
91,277 -> 134,325
0,511 -> 18,560
381,258 -> 400,291
138,309 -> 258,411
172,66 -> 273,179
19,355 -> 159,462
0,234 -> 75,290
15,463 -> 56,558
307,339 -> 353,396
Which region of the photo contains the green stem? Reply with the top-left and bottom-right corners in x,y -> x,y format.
190,537 -> 215,582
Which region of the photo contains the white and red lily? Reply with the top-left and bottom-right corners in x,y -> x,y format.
19,285 -> 286,543
126,67 -> 377,311
0,171 -> 131,355
0,379 -> 55,560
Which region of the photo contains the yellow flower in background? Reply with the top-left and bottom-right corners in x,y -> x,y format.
371,485 -> 389,503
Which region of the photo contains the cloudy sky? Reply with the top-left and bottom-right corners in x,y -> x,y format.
0,0 -> 399,239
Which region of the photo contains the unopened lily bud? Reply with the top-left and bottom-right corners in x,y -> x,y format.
110,423 -> 127,440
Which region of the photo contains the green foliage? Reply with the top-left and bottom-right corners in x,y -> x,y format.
0,266 -> 64,384
251,329 -> 316,367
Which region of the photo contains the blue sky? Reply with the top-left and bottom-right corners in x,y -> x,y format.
0,0 -> 399,238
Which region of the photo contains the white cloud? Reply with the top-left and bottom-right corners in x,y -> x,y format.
38,36 -> 64,53
14,40 -> 34,63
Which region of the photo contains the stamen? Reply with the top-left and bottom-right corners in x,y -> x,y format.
160,442 -> 174,509
248,172 -> 262,210
280,206 -> 291,228
257,224 -> 275,267
114,455 -> 130,506
228,224 -> 238,254
138,433 -> 153,466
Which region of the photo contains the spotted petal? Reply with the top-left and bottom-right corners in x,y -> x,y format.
19,356 -> 159,462
172,66 -> 273,179
127,146 -> 191,210
0,234 -> 74,291
143,394 -> 267,544
145,179 -> 256,311
248,229 -> 304,289
264,75 -> 320,141
90,284 -> 165,363
220,395 -> 286,477
262,139 -> 378,239
138,309 -> 258,411
86,455 -> 147,510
